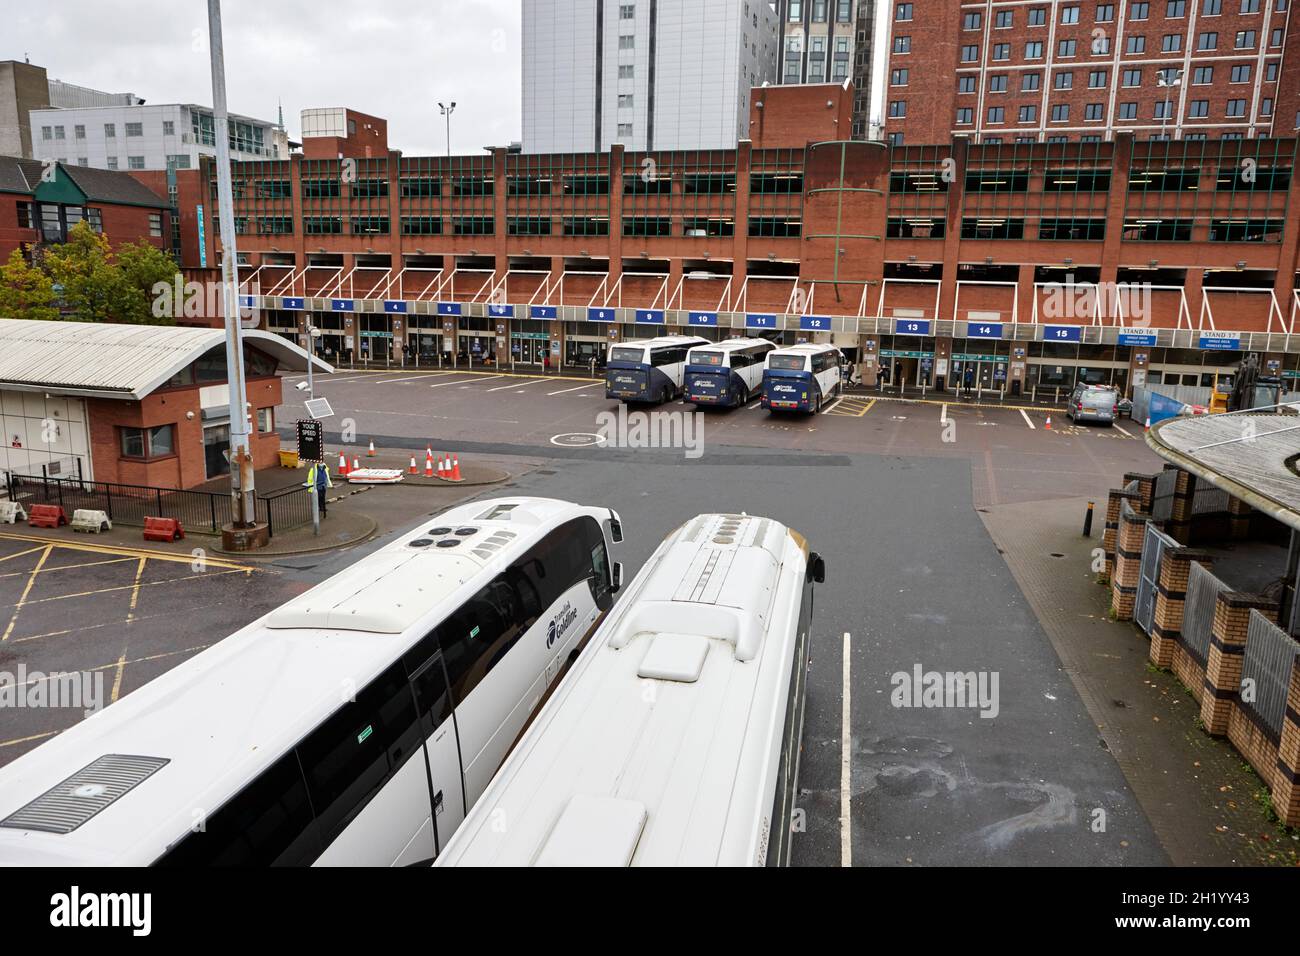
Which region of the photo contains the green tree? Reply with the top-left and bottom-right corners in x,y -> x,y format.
38,222 -> 181,325
0,249 -> 59,322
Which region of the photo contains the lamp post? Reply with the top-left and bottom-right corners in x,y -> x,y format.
1157,69 -> 1182,139
438,101 -> 456,158
207,0 -> 264,550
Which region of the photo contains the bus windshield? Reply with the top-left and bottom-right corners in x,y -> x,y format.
688,351 -> 724,366
768,355 -> 808,371
609,347 -> 645,364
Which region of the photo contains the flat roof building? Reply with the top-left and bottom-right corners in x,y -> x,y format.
522,0 -> 781,153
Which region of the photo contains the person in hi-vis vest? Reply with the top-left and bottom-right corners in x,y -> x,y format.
305,460 -> 332,517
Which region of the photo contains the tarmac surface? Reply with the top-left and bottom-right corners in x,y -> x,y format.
4,366 -> 1279,865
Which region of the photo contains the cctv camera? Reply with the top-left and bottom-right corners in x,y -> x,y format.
295,381 -> 309,392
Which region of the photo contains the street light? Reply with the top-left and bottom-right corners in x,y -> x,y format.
1157,69 -> 1182,140
438,101 -> 456,158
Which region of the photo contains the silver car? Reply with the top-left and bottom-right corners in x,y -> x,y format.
1067,384 -> 1119,425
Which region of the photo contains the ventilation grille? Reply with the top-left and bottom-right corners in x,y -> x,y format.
471,530 -> 517,560
0,754 -> 169,834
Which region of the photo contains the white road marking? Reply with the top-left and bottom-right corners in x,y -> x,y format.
548,383 -> 600,396
1019,409 -> 1036,429
430,375 -> 500,388
940,402 -> 948,424
822,398 -> 843,415
841,630 -> 852,868
486,380 -> 543,392
373,375 -> 436,385
1113,422 -> 1135,438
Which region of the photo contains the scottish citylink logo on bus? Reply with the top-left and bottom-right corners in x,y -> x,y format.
151,276 -> 260,327
547,601 -> 579,649
1040,273 -> 1151,326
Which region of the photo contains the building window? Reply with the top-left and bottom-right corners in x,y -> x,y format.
125,122 -> 143,137
990,74 -> 1008,92
149,213 -> 163,237
1022,72 -> 1042,91
1260,97 -> 1273,116
1231,64 -> 1251,82
1266,62 -> 1278,81
1029,7 -> 1047,25
1061,5 -> 1080,22
74,124 -> 85,139
257,408 -> 274,433
54,125 -> 65,140
961,45 -> 979,62
1019,104 -> 1038,122
1226,98 -> 1246,116
1089,69 -> 1107,87
106,157 -> 118,170
888,132 -> 904,146
889,100 -> 907,118
163,120 -> 175,136
1093,35 -> 1112,53
962,11 -> 981,29
893,36 -> 911,53
1055,70 -> 1074,89
618,94 -> 633,108
1126,35 -> 1146,53
1167,0 -> 1186,13
41,126 -> 52,140
1085,103 -> 1104,120
996,10 -> 1013,27
1198,31 -> 1217,48
1026,41 -> 1044,58
987,106 -> 1005,123
956,108 -> 974,124
993,43 -> 1010,60
616,123 -> 634,138
898,3 -> 914,20
620,3 -> 635,17
128,156 -> 145,169
892,68 -> 909,85
1123,69 -> 1142,86
1096,3 -> 1115,20
1118,102 -> 1138,119
1051,104 -> 1070,121
1059,39 -> 1077,56
619,64 -> 634,79
1193,66 -> 1213,83
1162,33 -> 1182,51
1234,30 -> 1256,47
120,425 -> 175,460
1203,0 -> 1222,12
618,34 -> 634,49
1131,1 -> 1150,17
1189,99 -> 1209,116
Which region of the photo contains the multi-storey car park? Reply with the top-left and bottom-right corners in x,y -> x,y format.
212,91 -> 1300,401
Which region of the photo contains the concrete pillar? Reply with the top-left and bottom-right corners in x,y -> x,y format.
1199,594 -> 1278,737
1149,548 -> 1215,669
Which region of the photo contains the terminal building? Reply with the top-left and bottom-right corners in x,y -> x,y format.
215,86 -> 1300,397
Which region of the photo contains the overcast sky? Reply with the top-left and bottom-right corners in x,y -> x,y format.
11,0 -> 522,154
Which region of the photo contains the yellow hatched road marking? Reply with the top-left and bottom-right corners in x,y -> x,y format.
1,544 -> 52,641
0,531 -> 259,571
827,397 -> 876,418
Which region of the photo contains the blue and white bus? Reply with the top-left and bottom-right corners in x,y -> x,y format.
605,335 -> 709,404
761,344 -> 844,414
683,338 -> 777,408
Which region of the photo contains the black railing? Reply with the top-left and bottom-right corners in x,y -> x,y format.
4,473 -> 311,538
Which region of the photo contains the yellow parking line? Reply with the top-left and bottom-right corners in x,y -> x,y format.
0,730 -> 58,749
0,531 -> 259,571
0,556 -> 135,581
0,568 -> 250,611
2,544 -> 52,642
126,556 -> 147,621
0,545 -> 47,566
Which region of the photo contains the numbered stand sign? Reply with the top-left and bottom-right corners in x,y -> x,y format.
1042,325 -> 1082,343
967,322 -> 1003,340
297,420 -> 324,463
895,318 -> 932,336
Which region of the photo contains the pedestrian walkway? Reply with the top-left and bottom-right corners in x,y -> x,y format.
982,495 -> 1299,866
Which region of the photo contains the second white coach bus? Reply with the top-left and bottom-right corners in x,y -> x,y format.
761,343 -> 844,413
683,338 -> 777,408
605,335 -> 709,404
0,498 -> 624,866
435,512 -> 824,867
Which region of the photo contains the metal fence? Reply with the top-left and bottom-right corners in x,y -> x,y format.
1136,521 -> 1177,635
4,473 -> 311,537
1182,560 -> 1229,665
1240,610 -> 1300,740
1150,469 -> 1177,523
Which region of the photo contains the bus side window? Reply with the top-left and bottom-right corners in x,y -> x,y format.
154,752 -> 320,867
295,662 -> 422,845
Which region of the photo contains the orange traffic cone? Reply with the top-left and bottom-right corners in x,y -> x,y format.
338,452 -> 349,476
424,452 -> 435,477
1045,416 -> 1052,431
408,456 -> 418,475
450,455 -> 462,482
352,456 -> 361,473
437,457 -> 448,480
367,440 -> 377,457
1144,416 -> 1151,431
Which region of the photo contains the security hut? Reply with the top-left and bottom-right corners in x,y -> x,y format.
0,318 -> 331,489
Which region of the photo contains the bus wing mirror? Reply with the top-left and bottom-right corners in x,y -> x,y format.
809,552 -> 826,584
611,562 -> 625,593
609,514 -> 624,543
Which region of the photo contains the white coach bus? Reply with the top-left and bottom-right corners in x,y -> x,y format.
605,335 -> 709,404
0,498 -> 624,866
435,512 -> 824,867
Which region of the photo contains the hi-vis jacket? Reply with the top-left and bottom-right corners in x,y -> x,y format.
305,462 -> 333,490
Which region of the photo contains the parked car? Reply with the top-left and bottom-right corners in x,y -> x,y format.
1067,384 -> 1119,425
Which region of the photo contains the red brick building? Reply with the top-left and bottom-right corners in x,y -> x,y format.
210,97 -> 1300,397
883,0 -> 1300,146
0,157 -> 171,263
0,319 -> 324,489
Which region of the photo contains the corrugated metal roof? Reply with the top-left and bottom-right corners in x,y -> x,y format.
1147,413 -> 1300,530
0,319 -> 332,400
